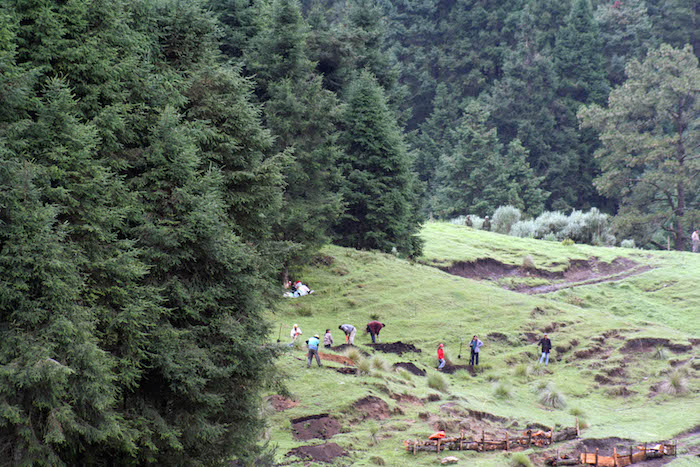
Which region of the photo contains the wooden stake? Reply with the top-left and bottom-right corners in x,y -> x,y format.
506,432 -> 509,451
413,440 -> 416,456
437,439 -> 440,454
643,442 -> 647,459
629,445 -> 633,460
613,447 -> 618,467
576,417 -> 579,437
595,447 -> 599,467
460,430 -> 464,451
481,430 -> 485,452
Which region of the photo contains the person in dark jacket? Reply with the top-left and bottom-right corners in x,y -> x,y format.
469,335 -> 483,366
366,321 -> 385,343
538,334 -> 552,366
306,334 -> 322,368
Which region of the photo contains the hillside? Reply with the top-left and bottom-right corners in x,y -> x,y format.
264,222 -> 699,466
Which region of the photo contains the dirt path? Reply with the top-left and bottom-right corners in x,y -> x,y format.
523,264 -> 654,294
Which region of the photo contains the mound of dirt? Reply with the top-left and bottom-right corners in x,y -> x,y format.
521,332 -> 539,343
393,362 -> 426,376
440,364 -> 476,375
287,443 -> 347,463
487,332 -> 510,343
352,396 -> 391,420
573,348 -> 596,359
328,344 -> 370,356
368,341 -> 421,355
335,367 -> 357,375
621,337 -> 692,354
581,437 -> 636,451
318,352 -> 354,365
390,392 -> 423,405
291,414 -> 341,441
594,374 -> 614,385
267,394 -> 298,411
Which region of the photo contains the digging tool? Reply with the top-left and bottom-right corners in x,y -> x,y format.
458,337 -> 464,359
276,324 -> 283,343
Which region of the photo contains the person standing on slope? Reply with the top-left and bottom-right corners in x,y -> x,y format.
692,230 -> 699,252
437,343 -> 446,370
538,333 -> 552,366
323,329 -> 334,349
290,324 -> 302,346
339,324 -> 356,345
469,335 -> 483,366
306,334 -> 322,368
366,320 -> 385,344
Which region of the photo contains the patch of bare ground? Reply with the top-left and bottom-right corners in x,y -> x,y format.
393,361 -> 426,376
335,367 -> 357,375
290,414 -> 341,441
439,256 -> 655,294
621,337 -> 692,354
390,392 -> 423,405
440,364 -> 476,375
351,396 -> 392,420
328,344 -> 370,356
318,352 -> 355,365
286,443 -> 347,463
266,395 -> 298,411
368,341 -> 421,355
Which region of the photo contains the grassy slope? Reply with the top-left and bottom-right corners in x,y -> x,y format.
265,222 -> 699,466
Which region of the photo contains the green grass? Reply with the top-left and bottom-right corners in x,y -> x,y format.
264,222 -> 700,466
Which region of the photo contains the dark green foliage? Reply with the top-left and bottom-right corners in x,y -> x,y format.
335,72 -> 422,256
433,102 -> 547,218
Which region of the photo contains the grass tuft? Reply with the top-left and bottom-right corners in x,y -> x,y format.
344,347 -> 362,362
493,381 -> 511,399
356,358 -> 372,376
652,345 -> 670,360
397,369 -> 412,381
659,369 -> 688,395
569,407 -> 585,417
522,255 -> 536,270
427,372 -> 448,392
514,363 -> 529,378
538,382 -> 567,408
370,456 -> 385,465
369,312 -> 380,321
510,452 -> 534,467
370,355 -> 390,372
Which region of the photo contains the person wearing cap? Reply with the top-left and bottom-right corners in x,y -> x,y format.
365,320 -> 385,344
306,334 -> 321,368
290,324 -> 302,346
339,324 -> 356,345
469,335 -> 483,366
437,343 -> 446,370
323,329 -> 334,348
538,333 -> 552,366
294,281 -> 311,297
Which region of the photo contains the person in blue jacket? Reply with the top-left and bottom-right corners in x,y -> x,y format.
306,334 -> 322,368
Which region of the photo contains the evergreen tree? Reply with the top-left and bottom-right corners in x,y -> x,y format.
579,44 -> 700,250
433,102 -> 547,218
335,72 -> 422,256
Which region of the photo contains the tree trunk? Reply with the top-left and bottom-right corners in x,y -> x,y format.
674,182 -> 685,251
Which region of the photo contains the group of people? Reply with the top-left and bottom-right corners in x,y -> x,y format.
283,280 -> 313,298
436,333 -> 553,369
289,321 -> 386,368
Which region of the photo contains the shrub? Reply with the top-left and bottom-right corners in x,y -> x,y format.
620,239 -> 636,248
561,238 -> 574,246
543,233 -> 557,242
510,219 -> 536,238
492,206 -> 522,234
427,373 -> 448,392
659,370 -> 688,395
470,215 -> 485,230
578,419 -> 589,429
522,255 -> 536,270
493,381 -> 511,399
538,383 -> 567,408
510,452 -> 534,467
370,355 -> 389,372
356,358 -> 372,376
533,211 -> 569,239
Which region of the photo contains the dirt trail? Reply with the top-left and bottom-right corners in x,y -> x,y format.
439,256 -> 654,294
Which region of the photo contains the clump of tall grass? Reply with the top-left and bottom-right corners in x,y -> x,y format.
620,239 -> 636,248
659,369 -> 688,395
356,358 -> 372,376
529,364 -> 547,376
428,372 -> 448,392
367,421 -> 380,445
538,382 -> 567,408
396,368 -> 412,381
493,381 -> 511,400
344,347 -> 362,362
522,255 -> 536,270
514,363 -> 529,378
510,452 -> 534,467
370,355 -> 390,372
652,345 -> 669,360
569,407 -> 585,417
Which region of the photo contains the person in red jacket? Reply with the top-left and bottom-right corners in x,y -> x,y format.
365,321 -> 385,343
437,343 -> 445,370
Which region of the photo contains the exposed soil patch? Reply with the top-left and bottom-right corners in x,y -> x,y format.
286,442 -> 346,463
266,395 -> 298,411
574,348 -> 597,359
440,258 -> 561,280
329,344 -> 370,356
318,352 -> 355,365
522,332 -> 539,343
335,367 -> 357,375
290,414 -> 341,441
487,332 -> 510,343
606,386 -> 636,397
352,396 -> 391,420
603,366 -> 626,377
368,341 -> 421,355
580,437 -> 637,451
594,374 -> 614,385
440,364 -> 476,375
391,392 -> 424,405
467,409 -> 508,423
393,361 -> 426,376
621,337 -> 692,354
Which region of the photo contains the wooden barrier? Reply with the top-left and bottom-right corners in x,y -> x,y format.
546,442 -> 676,466
404,426 -> 578,454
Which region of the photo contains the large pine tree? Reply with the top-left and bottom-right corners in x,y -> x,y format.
335,72 -> 422,256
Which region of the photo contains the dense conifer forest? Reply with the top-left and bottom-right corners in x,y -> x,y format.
0,0 -> 697,464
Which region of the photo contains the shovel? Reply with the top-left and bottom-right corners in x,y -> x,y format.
458,337 -> 464,359
276,324 -> 283,343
